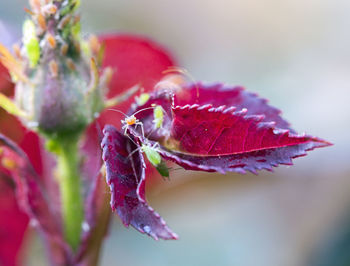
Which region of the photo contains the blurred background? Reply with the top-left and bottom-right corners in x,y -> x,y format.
1,0 -> 349,265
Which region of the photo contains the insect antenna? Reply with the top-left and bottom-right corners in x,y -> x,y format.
107,108 -> 128,118
109,106 -> 158,118
133,106 -> 158,116
163,66 -> 200,101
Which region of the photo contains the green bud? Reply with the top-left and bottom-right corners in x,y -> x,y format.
14,4 -> 106,139
15,56 -> 105,138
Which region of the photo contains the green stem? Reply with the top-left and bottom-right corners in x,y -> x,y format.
56,137 -> 84,251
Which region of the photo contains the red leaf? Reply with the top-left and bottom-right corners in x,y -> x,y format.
171,104 -> 325,156
0,109 -> 25,144
0,176 -> 28,266
0,64 -> 61,263
0,134 -> 72,264
101,34 -> 176,98
0,62 -> 25,146
101,125 -> 177,240
157,136 -> 329,174
19,131 -> 43,177
0,62 -> 14,96
127,83 -> 331,174
0,62 -> 43,176
173,82 -> 292,130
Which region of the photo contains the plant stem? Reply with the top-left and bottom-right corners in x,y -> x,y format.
56,137 -> 84,251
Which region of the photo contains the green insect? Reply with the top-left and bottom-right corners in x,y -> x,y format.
141,142 -> 169,178
141,143 -> 161,166
152,105 -> 164,129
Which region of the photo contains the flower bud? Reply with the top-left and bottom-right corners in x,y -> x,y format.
12,2 -> 106,138
16,57 -> 101,137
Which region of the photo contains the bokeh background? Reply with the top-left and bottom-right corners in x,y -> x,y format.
1,0 -> 349,265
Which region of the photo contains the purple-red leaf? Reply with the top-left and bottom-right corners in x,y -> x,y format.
157,138 -> 328,174
173,82 -> 292,130
0,61 -> 13,96
0,134 -> 72,264
170,104 -> 326,156
127,83 -> 331,174
0,175 -> 28,266
101,125 -> 177,240
100,34 -> 176,99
